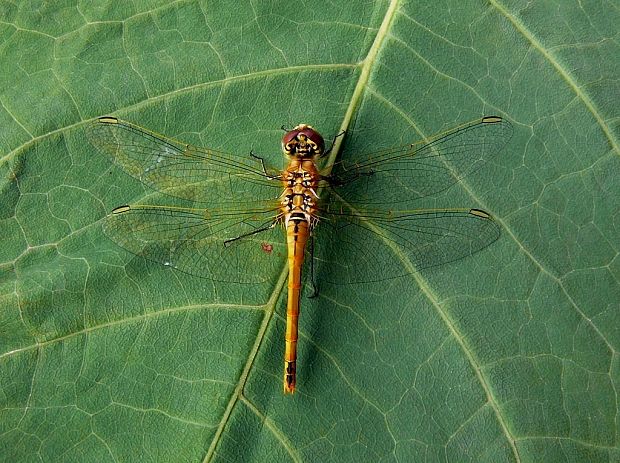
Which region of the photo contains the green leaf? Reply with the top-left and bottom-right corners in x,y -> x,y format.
1,1 -> 618,462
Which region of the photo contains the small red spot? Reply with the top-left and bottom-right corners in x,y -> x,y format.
261,242 -> 273,254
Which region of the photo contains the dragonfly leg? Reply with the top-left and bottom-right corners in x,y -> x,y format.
321,129 -> 346,158
307,234 -> 319,298
250,150 -> 280,179
223,221 -> 276,247
319,173 -> 342,186
320,169 -> 372,188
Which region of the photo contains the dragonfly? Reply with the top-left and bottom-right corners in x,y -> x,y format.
87,115 -> 512,394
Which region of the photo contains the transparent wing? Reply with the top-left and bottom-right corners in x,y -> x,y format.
327,116 -> 513,205
87,117 -> 281,203
103,202 -> 286,284
313,200 -> 501,284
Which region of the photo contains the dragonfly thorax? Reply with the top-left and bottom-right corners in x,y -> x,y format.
280,159 -> 320,228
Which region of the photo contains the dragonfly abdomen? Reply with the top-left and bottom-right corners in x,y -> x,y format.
283,217 -> 309,393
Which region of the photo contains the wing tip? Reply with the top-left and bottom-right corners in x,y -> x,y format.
96,116 -> 119,124
469,208 -> 493,219
111,205 -> 131,214
481,116 -> 503,124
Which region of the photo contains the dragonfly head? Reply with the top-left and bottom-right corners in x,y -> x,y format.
282,124 -> 325,158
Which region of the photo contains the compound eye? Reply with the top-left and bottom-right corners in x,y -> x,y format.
282,129 -> 300,152
298,128 -> 324,154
